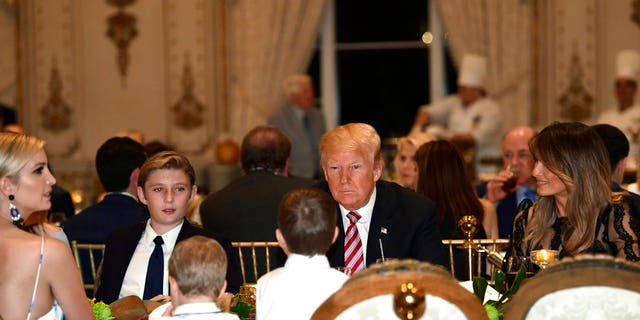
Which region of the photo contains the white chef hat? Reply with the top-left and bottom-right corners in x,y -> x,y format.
616,49 -> 640,82
458,54 -> 487,88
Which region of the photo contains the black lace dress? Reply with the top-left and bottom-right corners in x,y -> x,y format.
511,195 -> 640,262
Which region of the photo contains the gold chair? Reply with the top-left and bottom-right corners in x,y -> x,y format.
312,259 -> 486,320
231,241 -> 281,284
505,254 -> 640,319
71,240 -> 106,293
441,238 -> 510,280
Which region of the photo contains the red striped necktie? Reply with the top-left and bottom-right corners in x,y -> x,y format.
344,211 -> 364,273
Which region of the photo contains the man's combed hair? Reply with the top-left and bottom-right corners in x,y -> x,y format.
96,136 -> 146,192
137,150 -> 196,187
320,123 -> 382,167
278,187 -> 337,255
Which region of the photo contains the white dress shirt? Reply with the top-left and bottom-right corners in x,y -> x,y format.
256,254 -> 348,320
338,188 -> 377,264
152,302 -> 239,320
119,220 -> 183,299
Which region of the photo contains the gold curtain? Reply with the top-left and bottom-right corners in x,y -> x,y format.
221,0 -> 327,142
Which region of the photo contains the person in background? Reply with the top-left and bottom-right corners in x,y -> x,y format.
414,140 -> 498,279
95,151 -> 241,304
0,133 -> 93,319
144,140 -> 174,157
149,236 -> 239,320
595,49 -> 640,168
592,124 -> 640,206
62,136 -> 148,244
477,126 -> 537,238
412,54 -> 502,176
391,132 -> 435,190
269,74 -> 326,179
256,187 -> 347,320
199,126 -> 315,281
510,122 -> 640,262
315,123 -> 448,272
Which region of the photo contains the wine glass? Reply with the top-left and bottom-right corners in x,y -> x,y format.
501,164 -> 519,193
530,249 -> 559,269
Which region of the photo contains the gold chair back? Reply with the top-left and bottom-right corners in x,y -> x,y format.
231,241 -> 280,284
71,240 -> 106,293
312,259 -> 486,320
441,238 -> 510,280
505,254 -> 640,319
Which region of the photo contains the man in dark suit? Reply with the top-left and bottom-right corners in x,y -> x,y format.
200,125 -> 315,282
269,74 -> 326,179
95,151 -> 241,303
477,126 -> 537,238
315,123 -> 448,272
62,136 -> 149,244
592,124 -> 640,206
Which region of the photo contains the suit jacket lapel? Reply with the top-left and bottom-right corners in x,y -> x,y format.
366,182 -> 393,266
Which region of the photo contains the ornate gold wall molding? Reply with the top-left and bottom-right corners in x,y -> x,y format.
41,60 -> 72,132
164,0 -> 213,156
172,55 -> 204,131
106,0 -> 137,84
20,0 -> 81,158
557,44 -> 593,120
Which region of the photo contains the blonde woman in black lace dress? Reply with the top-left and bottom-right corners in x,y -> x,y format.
510,122 -> 640,261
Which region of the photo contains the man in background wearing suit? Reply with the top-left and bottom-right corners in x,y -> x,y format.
477,126 -> 537,238
269,74 -> 326,179
62,136 -> 149,244
315,123 -> 448,273
199,125 -> 315,282
95,151 -> 241,303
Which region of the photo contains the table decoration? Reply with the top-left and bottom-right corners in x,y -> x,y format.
89,298 -> 115,320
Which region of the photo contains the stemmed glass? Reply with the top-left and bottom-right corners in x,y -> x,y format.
530,249 -> 559,270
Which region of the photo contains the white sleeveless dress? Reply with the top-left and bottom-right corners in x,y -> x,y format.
28,236 -> 64,320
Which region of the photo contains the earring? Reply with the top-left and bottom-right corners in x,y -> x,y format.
8,194 -> 23,228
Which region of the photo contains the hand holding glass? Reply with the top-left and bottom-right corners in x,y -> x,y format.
501,164 -> 519,193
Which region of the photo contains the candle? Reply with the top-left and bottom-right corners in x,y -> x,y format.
535,250 -> 555,264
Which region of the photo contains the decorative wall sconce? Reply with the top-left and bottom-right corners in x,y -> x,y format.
106,0 -> 138,83
172,55 -> 205,130
40,60 -> 71,133
557,45 -> 593,121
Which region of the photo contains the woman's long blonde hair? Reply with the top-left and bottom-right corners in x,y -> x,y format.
526,122 -> 614,256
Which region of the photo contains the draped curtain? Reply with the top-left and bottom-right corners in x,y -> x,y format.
434,0 -> 533,128
222,0 -> 327,142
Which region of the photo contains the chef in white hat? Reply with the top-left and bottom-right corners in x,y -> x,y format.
412,53 -> 502,176
596,49 -> 640,169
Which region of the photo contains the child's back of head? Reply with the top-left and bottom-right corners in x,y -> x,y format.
277,187 -> 337,256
